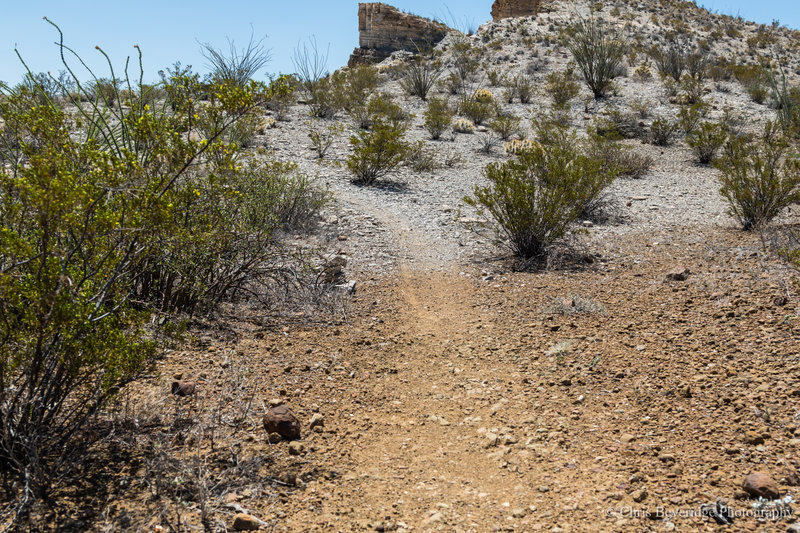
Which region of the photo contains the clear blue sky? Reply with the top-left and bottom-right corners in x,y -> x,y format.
1,1 -> 799,86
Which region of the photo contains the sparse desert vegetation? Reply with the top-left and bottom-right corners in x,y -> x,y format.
2,0 -> 800,531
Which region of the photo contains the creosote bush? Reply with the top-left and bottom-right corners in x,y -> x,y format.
490,113 -> 522,141
715,122 -> 800,230
649,117 -> 677,146
0,23 -> 323,505
346,106 -> 410,185
545,67 -> 581,108
465,121 -> 619,260
687,121 -> 728,164
424,96 -> 454,140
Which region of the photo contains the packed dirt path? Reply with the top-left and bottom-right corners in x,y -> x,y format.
262,226 -> 800,533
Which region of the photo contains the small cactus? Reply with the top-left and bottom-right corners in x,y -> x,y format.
473,88 -> 494,103
453,118 -> 476,134
504,138 -> 541,155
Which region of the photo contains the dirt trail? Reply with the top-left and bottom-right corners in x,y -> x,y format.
283,270 -> 541,530
269,222 -> 800,532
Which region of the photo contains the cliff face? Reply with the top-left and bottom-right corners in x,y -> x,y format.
490,0 -> 542,21
348,3 -> 450,66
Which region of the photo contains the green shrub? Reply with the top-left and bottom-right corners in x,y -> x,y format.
264,74 -> 298,120
488,69 -> 506,86
490,113 -> 522,140
0,25 -> 324,501
347,117 -> 410,185
677,101 -> 708,135
649,117 -> 677,146
593,109 -> 644,140
424,96 -> 454,140
545,67 -> 581,108
715,122 -> 800,230
767,65 -> 800,136
732,64 -> 769,104
648,42 -> 707,82
678,74 -> 705,104
586,134 -> 653,178
464,122 -> 619,259
514,74 -> 535,104
686,121 -> 728,164
565,14 -> 626,98
458,94 -> 495,125
308,71 -> 347,119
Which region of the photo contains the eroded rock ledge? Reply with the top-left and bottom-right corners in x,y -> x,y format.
491,0 -> 543,21
348,3 -> 450,66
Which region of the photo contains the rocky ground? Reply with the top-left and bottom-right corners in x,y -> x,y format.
23,0 -> 800,531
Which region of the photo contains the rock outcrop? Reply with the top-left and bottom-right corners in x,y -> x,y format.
491,0 -> 542,21
349,3 -> 450,66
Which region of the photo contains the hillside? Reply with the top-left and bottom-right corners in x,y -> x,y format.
5,0 -> 800,531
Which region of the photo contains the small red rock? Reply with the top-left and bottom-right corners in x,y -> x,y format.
232,513 -> 260,530
742,472 -> 780,500
263,405 -> 301,439
171,380 -> 196,397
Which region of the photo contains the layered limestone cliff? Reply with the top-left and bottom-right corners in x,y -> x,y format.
491,0 -> 542,21
349,3 -> 450,66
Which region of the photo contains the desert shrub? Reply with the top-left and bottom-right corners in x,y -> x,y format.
450,37 -> 481,88
264,73 -> 298,120
424,96 -> 454,140
677,101 -> 708,135
732,64 -> 769,104
0,25 -> 323,502
399,48 -> 445,100
458,93 -> 495,125
678,74 -> 705,104
453,118 -> 476,134
348,91 -> 399,130
586,135 -> 653,179
490,113 -> 522,140
307,71 -> 347,119
514,75 -> 534,104
406,141 -> 439,172
630,98 -> 652,118
200,31 -> 271,87
464,121 -> 619,259
686,121 -> 728,164
14,70 -> 75,104
88,77 -> 121,107
649,42 -> 706,82
593,109 -> 644,140
565,14 -> 626,98
347,114 -> 410,185
477,134 -> 497,155
715,122 -> 800,229
308,120 -> 344,160
545,67 -> 581,108
649,117 -> 677,146
767,65 -> 800,136
487,69 -> 506,86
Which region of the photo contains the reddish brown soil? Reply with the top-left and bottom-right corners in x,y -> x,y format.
35,226 -> 800,532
